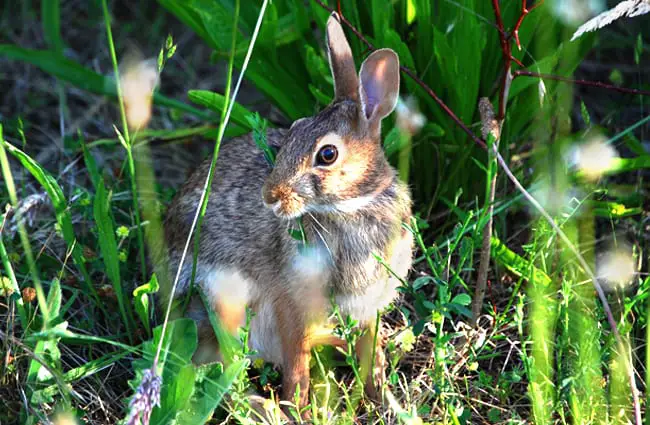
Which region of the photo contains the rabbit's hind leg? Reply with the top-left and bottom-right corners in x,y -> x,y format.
355,320 -> 386,402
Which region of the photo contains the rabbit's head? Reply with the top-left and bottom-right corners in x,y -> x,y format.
262,13 -> 400,219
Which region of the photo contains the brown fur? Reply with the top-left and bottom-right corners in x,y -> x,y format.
156,12 -> 413,410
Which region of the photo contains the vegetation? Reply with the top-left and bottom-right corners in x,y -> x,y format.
1,0 -> 649,424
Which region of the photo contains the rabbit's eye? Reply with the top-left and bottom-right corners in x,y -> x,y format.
316,144 -> 338,166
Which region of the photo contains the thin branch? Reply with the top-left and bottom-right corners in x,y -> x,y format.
508,0 -> 545,50
514,70 -> 650,97
471,99 -> 500,326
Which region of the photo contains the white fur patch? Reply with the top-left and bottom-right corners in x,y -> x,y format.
201,267 -> 254,310
332,194 -> 377,212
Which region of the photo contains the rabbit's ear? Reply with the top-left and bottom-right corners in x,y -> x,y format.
326,13 -> 359,101
358,49 -> 400,127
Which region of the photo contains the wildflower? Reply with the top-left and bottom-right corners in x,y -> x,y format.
395,328 -> 416,352
253,357 -> 265,370
52,412 -> 78,425
119,250 -> 128,263
117,225 -> 130,239
550,0 -> 605,25
125,368 -> 162,425
21,287 -> 36,303
0,276 -> 13,297
120,57 -> 160,130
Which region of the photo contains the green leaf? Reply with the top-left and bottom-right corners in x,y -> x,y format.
451,293 -> 471,306
27,280 -> 67,401
490,236 -> 552,287
188,90 -> 253,130
42,0 -> 64,53
0,45 -> 211,121
634,34 -> 643,65
94,178 -> 134,337
580,100 -> 591,127
246,113 -> 275,166
133,274 -> 160,335
178,360 -> 247,424
80,132 -> 101,190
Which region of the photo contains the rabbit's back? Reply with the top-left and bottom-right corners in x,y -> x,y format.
163,128 -> 292,296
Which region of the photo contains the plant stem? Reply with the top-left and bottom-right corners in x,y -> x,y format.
154,0 -> 269,370
471,99 -> 500,326
0,214 -> 28,330
185,0 -> 241,315
101,0 -> 146,283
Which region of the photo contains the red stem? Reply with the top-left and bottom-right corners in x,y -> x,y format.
514,70 -> 650,97
491,0 -> 511,121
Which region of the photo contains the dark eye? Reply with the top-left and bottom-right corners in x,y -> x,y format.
316,144 -> 338,166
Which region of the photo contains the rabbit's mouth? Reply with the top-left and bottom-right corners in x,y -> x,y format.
264,199 -> 306,220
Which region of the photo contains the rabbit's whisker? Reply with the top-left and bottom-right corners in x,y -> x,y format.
308,212 -> 330,235
308,212 -> 335,264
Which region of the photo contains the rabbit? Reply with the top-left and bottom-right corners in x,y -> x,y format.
158,12 -> 413,410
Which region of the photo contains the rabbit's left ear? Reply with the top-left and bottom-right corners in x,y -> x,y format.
326,12 -> 359,101
358,49 -> 400,129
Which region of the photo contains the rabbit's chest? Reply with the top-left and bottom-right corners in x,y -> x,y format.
330,224 -> 413,325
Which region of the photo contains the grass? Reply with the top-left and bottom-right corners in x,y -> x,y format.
1,0 -> 650,424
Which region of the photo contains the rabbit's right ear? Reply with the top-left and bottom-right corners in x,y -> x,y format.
326,13 -> 359,101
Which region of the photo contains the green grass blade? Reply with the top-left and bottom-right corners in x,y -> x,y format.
2,140 -> 103,309
0,45 -> 211,121
187,90 -> 253,130
0,229 -> 28,329
42,0 -> 64,53
31,349 -> 131,402
93,178 -> 134,342
80,132 -> 101,190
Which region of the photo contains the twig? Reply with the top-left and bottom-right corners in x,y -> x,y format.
471,99 -> 500,326
508,0 -> 545,50
513,70 -> 650,97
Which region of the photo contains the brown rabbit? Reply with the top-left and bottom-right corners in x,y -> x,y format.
159,12 -> 413,410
